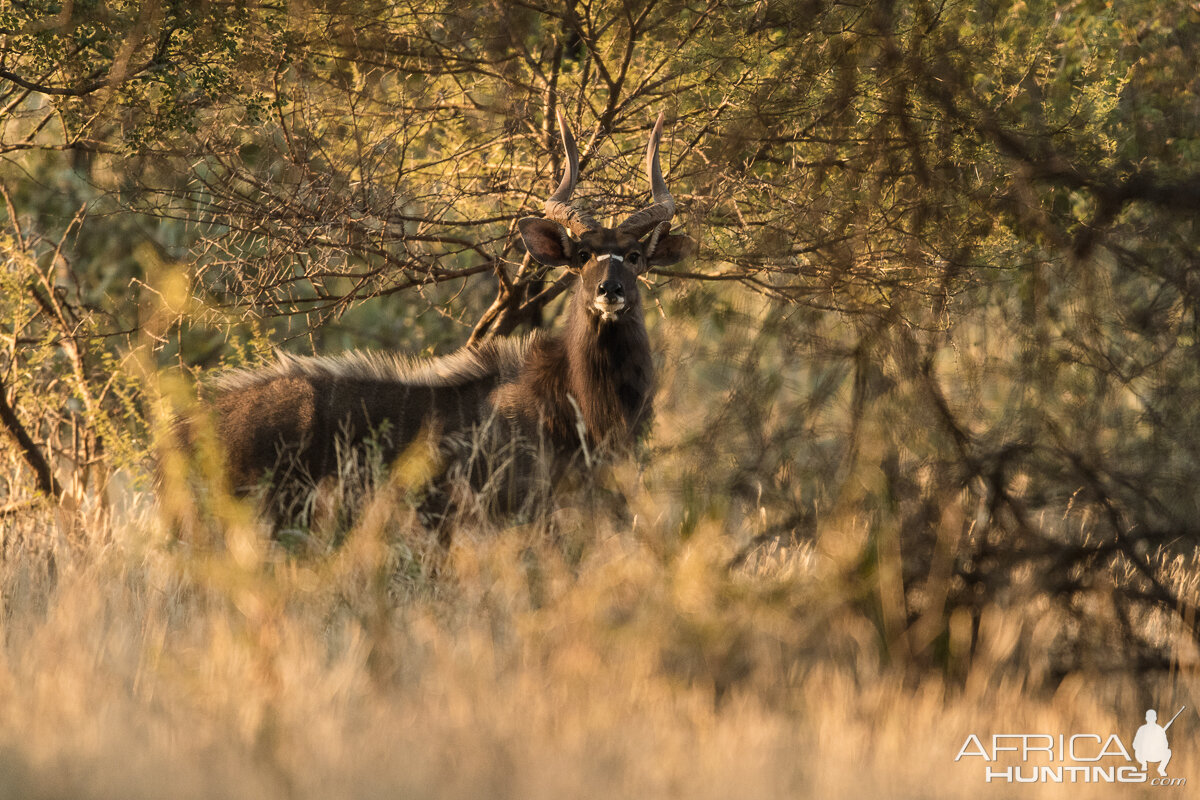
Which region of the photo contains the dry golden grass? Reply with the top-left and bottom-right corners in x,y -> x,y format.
0,284 -> 1194,798
0,466 -> 1196,800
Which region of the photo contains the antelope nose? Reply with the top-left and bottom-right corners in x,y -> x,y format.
597,279 -> 623,300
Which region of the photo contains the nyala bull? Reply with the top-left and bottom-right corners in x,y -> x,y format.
199,112 -> 694,534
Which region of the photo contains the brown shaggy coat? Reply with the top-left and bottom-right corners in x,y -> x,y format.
206,280 -> 654,522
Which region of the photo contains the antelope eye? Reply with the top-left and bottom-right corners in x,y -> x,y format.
577,250 -> 591,262
628,252 -> 641,265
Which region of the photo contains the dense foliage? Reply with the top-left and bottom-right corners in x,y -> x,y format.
3,0 -> 1200,679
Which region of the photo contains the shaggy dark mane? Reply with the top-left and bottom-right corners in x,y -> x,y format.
212,335 -> 536,394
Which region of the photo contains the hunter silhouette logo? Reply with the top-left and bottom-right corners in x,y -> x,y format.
955,705 -> 1189,786
1134,707 -> 1184,778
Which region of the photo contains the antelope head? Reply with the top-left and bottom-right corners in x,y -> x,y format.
518,111 -> 695,324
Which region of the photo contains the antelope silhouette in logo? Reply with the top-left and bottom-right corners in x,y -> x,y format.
204,111 -> 695,527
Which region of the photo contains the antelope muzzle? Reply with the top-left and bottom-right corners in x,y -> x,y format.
594,274 -> 626,321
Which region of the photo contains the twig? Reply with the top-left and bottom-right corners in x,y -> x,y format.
0,373 -> 61,500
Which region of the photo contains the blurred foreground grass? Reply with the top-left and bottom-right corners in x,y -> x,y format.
2,290 -> 1200,799
0,468 -> 1195,800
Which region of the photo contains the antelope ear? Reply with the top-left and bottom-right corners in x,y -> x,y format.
646,233 -> 696,267
518,217 -> 573,267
